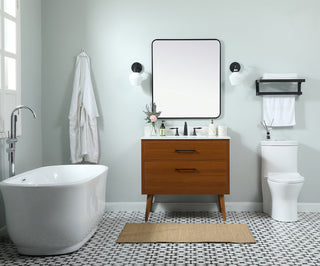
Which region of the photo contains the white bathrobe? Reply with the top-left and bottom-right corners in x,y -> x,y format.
69,51 -> 99,163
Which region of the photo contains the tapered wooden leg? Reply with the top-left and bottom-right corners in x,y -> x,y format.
145,194 -> 154,221
218,194 -> 226,221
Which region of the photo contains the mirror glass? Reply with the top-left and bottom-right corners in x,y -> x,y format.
152,39 -> 221,118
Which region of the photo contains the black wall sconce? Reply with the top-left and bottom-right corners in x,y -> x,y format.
229,62 -> 241,72
129,62 -> 143,86
229,62 -> 243,86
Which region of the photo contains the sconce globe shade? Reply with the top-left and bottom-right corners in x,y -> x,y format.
129,72 -> 143,86
229,72 -> 243,86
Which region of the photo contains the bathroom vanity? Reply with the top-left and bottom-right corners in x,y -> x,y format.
141,136 -> 230,221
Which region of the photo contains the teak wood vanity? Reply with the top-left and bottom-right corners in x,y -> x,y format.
141,137 -> 230,221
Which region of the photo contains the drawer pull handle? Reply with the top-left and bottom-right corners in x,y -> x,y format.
175,168 -> 197,173
175,149 -> 196,153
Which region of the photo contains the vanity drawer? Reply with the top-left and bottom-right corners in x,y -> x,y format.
142,140 -> 229,161
142,161 -> 229,194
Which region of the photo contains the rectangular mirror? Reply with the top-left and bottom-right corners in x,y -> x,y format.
152,39 -> 221,118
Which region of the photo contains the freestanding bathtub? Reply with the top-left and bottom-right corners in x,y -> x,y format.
0,164 -> 108,256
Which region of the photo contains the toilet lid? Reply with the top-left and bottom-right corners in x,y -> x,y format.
268,172 -> 304,184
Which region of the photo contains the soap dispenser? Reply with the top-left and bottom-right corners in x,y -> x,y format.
160,120 -> 166,136
208,119 -> 216,136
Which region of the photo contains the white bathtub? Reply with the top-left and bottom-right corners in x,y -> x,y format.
0,164 -> 108,255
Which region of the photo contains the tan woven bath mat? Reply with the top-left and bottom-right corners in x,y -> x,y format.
117,223 -> 256,243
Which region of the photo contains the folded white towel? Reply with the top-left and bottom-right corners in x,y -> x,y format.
263,96 -> 296,127
262,73 -> 298,79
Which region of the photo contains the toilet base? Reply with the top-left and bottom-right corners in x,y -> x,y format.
268,180 -> 304,222
271,198 -> 298,222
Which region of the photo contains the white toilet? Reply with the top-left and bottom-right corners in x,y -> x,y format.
261,140 -> 304,222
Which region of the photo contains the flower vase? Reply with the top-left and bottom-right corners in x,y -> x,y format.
151,122 -> 157,136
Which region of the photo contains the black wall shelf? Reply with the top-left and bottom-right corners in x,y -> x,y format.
256,78 -> 305,96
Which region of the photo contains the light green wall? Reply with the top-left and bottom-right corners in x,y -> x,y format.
17,0 -> 43,174
2,0 -> 320,230
41,0 -> 320,204
0,0 -> 43,230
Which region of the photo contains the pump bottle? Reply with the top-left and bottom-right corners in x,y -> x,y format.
160,121 -> 166,136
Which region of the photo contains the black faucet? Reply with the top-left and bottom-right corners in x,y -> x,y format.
183,122 -> 188,136
170,127 -> 179,136
192,127 -> 202,136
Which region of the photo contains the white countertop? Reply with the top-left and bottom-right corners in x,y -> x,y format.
141,135 -> 230,140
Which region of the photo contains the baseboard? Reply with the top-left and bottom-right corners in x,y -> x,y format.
105,202 -> 262,212
106,202 -> 320,213
298,203 -> 320,212
106,202 -> 146,211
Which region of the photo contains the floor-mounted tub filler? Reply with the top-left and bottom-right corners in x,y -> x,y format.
0,164 -> 108,256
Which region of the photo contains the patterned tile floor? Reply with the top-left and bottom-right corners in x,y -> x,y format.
0,211 -> 319,265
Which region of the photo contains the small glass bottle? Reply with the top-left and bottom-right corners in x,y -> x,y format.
160,120 -> 166,136
208,119 -> 216,136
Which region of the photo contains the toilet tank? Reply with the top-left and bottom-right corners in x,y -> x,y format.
261,140 -> 298,177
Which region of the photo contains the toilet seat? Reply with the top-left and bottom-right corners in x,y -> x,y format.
268,172 -> 304,184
